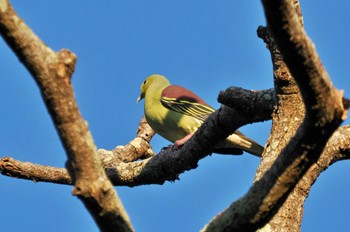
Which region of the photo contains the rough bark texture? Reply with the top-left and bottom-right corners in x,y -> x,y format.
0,1 -> 133,231
1,0 -> 350,231
201,0 -> 347,231
255,1 -> 348,231
256,25 -> 305,232
0,93 -> 272,186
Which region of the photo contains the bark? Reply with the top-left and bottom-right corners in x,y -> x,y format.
256,25 -> 305,232
0,1 -> 133,231
256,1 -> 349,231
1,92 -> 273,186
255,2 -> 350,229
0,0 -> 349,232
201,0 -> 346,231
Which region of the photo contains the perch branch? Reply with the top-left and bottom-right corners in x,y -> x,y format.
1,88 -> 272,186
1,125 -> 350,187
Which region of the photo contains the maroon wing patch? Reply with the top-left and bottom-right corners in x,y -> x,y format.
161,85 -> 208,105
160,85 -> 215,121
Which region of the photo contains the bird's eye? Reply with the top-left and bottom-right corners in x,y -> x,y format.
143,80 -> 147,85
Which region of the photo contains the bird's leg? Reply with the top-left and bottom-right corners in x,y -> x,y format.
174,133 -> 194,147
161,133 -> 194,151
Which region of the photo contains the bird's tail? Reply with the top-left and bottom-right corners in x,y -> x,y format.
214,130 -> 264,157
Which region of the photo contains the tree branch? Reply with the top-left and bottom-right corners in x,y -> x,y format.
1,83 -> 348,188
218,87 -> 275,122
202,0 -> 347,231
2,123 -> 350,188
0,157 -> 71,184
1,1 -> 349,231
1,90 -> 271,186
255,23 -> 306,231
0,1 -> 133,231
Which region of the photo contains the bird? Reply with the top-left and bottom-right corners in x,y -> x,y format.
137,74 -> 264,157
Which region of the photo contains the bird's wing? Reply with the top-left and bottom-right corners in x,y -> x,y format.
160,85 -> 215,121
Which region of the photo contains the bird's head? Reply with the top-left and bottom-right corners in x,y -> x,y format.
137,74 -> 170,102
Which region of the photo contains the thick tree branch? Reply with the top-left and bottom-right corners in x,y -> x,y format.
0,1 -> 133,231
300,125 -> 350,194
2,123 -> 350,188
202,0 -> 347,231
256,24 -> 306,231
257,20 -> 350,231
218,87 -> 275,122
257,26 -> 300,96
1,83 -> 348,188
1,1 -> 349,231
1,92 -> 271,186
262,0 -> 344,117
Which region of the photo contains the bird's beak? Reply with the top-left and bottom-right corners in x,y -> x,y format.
137,93 -> 144,103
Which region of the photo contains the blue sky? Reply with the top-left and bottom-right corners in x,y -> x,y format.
1,1 -> 349,231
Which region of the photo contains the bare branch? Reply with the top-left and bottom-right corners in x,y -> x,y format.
301,125 -> 350,192
262,0 -> 345,117
218,87 -> 275,122
202,0 -> 347,230
256,23 -> 306,232
256,9 -> 350,230
2,123 -> 350,189
1,86 -> 272,187
0,1 -> 133,231
111,116 -> 156,163
1,1 -> 348,231
0,157 -> 71,184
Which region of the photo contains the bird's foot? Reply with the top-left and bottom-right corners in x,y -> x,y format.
174,133 -> 194,147
161,133 -> 194,152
